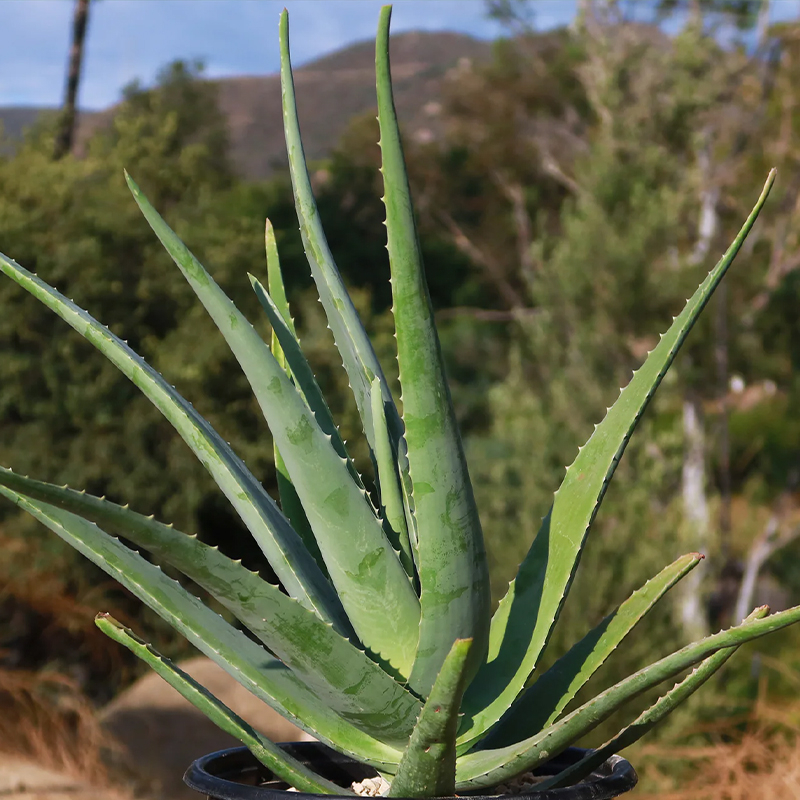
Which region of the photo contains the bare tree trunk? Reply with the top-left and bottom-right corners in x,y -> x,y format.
678,393 -> 711,640
734,470 -> 800,622
715,285 -> 731,560
491,171 -> 536,286
675,130 -> 718,641
53,0 -> 91,161
756,0 -> 772,50
690,135 -> 719,266
690,146 -> 729,561
734,516 -> 777,624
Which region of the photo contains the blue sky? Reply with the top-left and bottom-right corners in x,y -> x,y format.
2,0 -> 579,110
5,1 -> 800,111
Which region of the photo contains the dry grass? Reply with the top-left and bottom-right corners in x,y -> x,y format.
0,526 -> 142,700
0,666 -> 127,789
635,667 -> 800,799
636,733 -> 800,798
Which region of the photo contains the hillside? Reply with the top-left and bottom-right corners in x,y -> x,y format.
0,31 -> 492,179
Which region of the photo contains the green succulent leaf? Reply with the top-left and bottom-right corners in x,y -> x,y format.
473,552 -> 703,751
0,249 -> 339,625
0,466 -> 345,640
455,601 -> 800,790
251,274 -> 356,478
127,174 -> 421,680
376,4 -> 490,697
0,487 -> 403,769
265,220 -> 326,575
0,469 -> 423,744
389,639 -> 473,798
265,219 -> 294,334
278,10 -> 401,455
279,6 -> 420,584
96,614 -> 351,795
371,377 -> 415,578
535,606 -> 769,791
458,171 -> 775,742
273,442 -> 327,578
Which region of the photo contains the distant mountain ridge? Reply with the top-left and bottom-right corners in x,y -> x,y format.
0,30 -> 492,180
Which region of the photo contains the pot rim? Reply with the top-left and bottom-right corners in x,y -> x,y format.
183,742 -> 638,800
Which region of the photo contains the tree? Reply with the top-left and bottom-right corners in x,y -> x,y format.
53,0 -> 92,161
0,61 -> 265,688
426,1 -> 800,680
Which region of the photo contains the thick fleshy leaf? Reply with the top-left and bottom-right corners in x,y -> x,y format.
96,614 -> 350,795
388,639 -> 473,798
458,171 -> 776,742
0,487 -> 403,769
0,469 -> 422,743
535,606 -> 768,791
127,174 -> 421,679
273,442 -> 326,577
0,465 -> 346,637
251,275 -> 354,474
455,601 -> 800,789
0,249 -> 338,625
376,4 -> 490,697
472,553 -> 703,751
278,10 -> 400,457
265,219 -> 293,332
371,377 -> 414,578
265,220 -> 328,576
278,7 -> 420,581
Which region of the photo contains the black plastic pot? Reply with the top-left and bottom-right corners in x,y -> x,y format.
184,742 -> 638,800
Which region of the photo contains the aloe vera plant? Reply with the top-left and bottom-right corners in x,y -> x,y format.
0,7 -> 796,796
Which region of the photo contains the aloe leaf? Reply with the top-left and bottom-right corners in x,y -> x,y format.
455,601 -> 800,789
536,606 -> 769,791
274,444 -> 327,577
126,175 -> 421,679
388,639 -> 473,798
0,465 -> 344,637
0,487 -> 404,769
0,469 -> 423,743
0,250 -> 340,626
278,10 -> 399,454
265,220 -> 328,575
458,171 -> 776,740
376,4 -> 490,697
278,8 -> 420,576
265,219 -> 293,334
472,553 -> 703,751
96,614 -> 351,795
370,377 -> 414,578
251,275 -> 355,474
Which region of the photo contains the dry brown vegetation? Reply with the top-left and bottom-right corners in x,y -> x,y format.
0,667 -> 123,788
0,523 -> 167,706
635,672 -> 800,799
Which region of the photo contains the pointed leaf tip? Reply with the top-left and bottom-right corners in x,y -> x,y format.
535,606 -> 770,791
473,553 -> 703,750
459,171 -> 775,747
389,638 -> 473,798
376,0 -> 489,693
